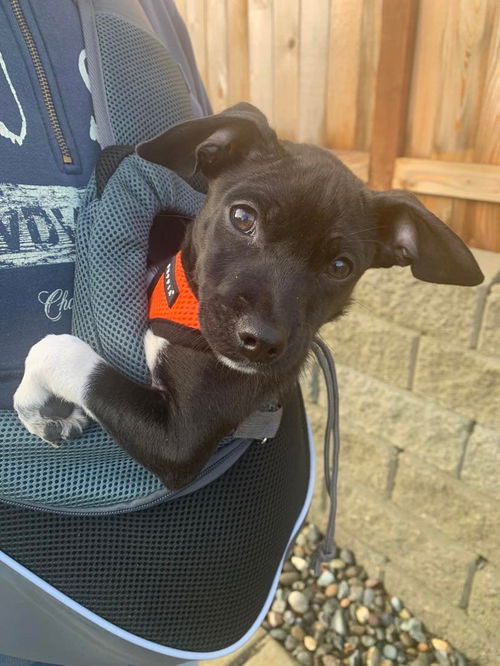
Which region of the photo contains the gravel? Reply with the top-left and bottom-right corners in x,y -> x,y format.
263,523 -> 469,666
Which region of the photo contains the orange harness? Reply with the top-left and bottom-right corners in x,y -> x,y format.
148,252 -> 200,331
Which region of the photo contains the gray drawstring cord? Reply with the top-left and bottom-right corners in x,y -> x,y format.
309,336 -> 341,575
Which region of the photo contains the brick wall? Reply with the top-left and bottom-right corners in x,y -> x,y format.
304,248 -> 500,665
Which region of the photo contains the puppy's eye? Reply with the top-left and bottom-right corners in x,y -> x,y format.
230,205 -> 257,235
330,256 -> 353,279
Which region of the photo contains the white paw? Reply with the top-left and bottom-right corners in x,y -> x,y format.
15,394 -> 88,447
13,334 -> 98,445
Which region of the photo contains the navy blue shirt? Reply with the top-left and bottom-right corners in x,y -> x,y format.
0,0 -> 100,408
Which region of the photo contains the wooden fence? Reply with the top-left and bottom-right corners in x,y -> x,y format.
175,0 -> 500,252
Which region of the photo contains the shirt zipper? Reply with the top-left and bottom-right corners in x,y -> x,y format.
10,0 -> 73,165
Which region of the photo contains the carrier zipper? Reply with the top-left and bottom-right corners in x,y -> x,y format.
10,0 -> 73,165
0,438 -> 252,517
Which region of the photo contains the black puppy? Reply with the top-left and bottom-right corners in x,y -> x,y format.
14,103 -> 483,489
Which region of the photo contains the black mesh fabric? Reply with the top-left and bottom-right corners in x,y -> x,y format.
0,388 -> 310,653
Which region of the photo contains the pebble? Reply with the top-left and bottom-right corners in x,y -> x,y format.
303,610 -> 316,623
291,624 -> 305,640
366,646 -> 381,666
349,585 -> 364,602
380,612 -> 394,627
322,656 -> 339,666
363,588 -> 375,606
323,599 -> 338,614
304,635 -> 317,651
271,599 -> 287,614
400,631 -> 416,647
404,618 -> 427,644
348,635 -> 360,648
383,643 -> 398,660
365,577 -> 381,588
307,524 -> 321,543
431,638 -> 449,652
338,580 -> 350,599
318,611 -> 332,627
296,650 -> 313,666
269,628 -> 287,641
333,635 -> 345,652
325,583 -> 338,597
390,596 -> 404,612
318,570 -> 335,587
267,611 -> 283,627
288,590 -> 309,614
296,533 -> 307,547
340,598 -> 351,608
355,605 -> 370,624
340,548 -> 355,565
348,651 -> 362,666
350,624 -> 366,636
280,572 -> 300,586
361,635 -> 376,647
292,556 -> 309,572
284,635 -> 297,651
417,642 -> 429,652
329,558 -> 346,570
332,608 -> 347,636
400,608 -> 412,620
435,653 -> 452,666
409,657 -> 433,666
283,610 -> 295,624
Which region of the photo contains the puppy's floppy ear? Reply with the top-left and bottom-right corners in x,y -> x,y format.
136,102 -> 281,177
370,189 -> 483,286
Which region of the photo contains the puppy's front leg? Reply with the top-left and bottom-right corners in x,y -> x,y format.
14,334 -> 210,488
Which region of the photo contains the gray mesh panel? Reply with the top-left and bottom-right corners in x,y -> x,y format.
0,13 -> 222,510
96,13 -> 195,144
0,156 -> 207,510
0,411 -> 162,509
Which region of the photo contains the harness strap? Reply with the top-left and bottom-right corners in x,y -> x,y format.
149,252 -> 200,330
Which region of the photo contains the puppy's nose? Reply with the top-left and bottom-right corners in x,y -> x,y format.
236,318 -> 287,363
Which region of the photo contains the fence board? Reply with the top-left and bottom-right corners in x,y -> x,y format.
205,0 -> 228,112
298,0 -> 330,144
370,0 -> 419,189
468,2 -> 500,252
227,0 -> 249,105
355,0 -> 383,150
331,150 -> 370,183
273,0 -> 300,140
393,159 -> 500,204
325,0 -> 363,150
182,0 -> 207,83
248,0 -> 274,123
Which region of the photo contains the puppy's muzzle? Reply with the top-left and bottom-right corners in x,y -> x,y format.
236,315 -> 287,363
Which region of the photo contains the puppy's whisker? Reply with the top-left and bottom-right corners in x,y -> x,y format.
342,226 -> 380,238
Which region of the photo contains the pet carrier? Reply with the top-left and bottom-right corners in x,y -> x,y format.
0,2 -> 338,664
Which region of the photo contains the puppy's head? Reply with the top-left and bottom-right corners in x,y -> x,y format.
138,103 -> 483,376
